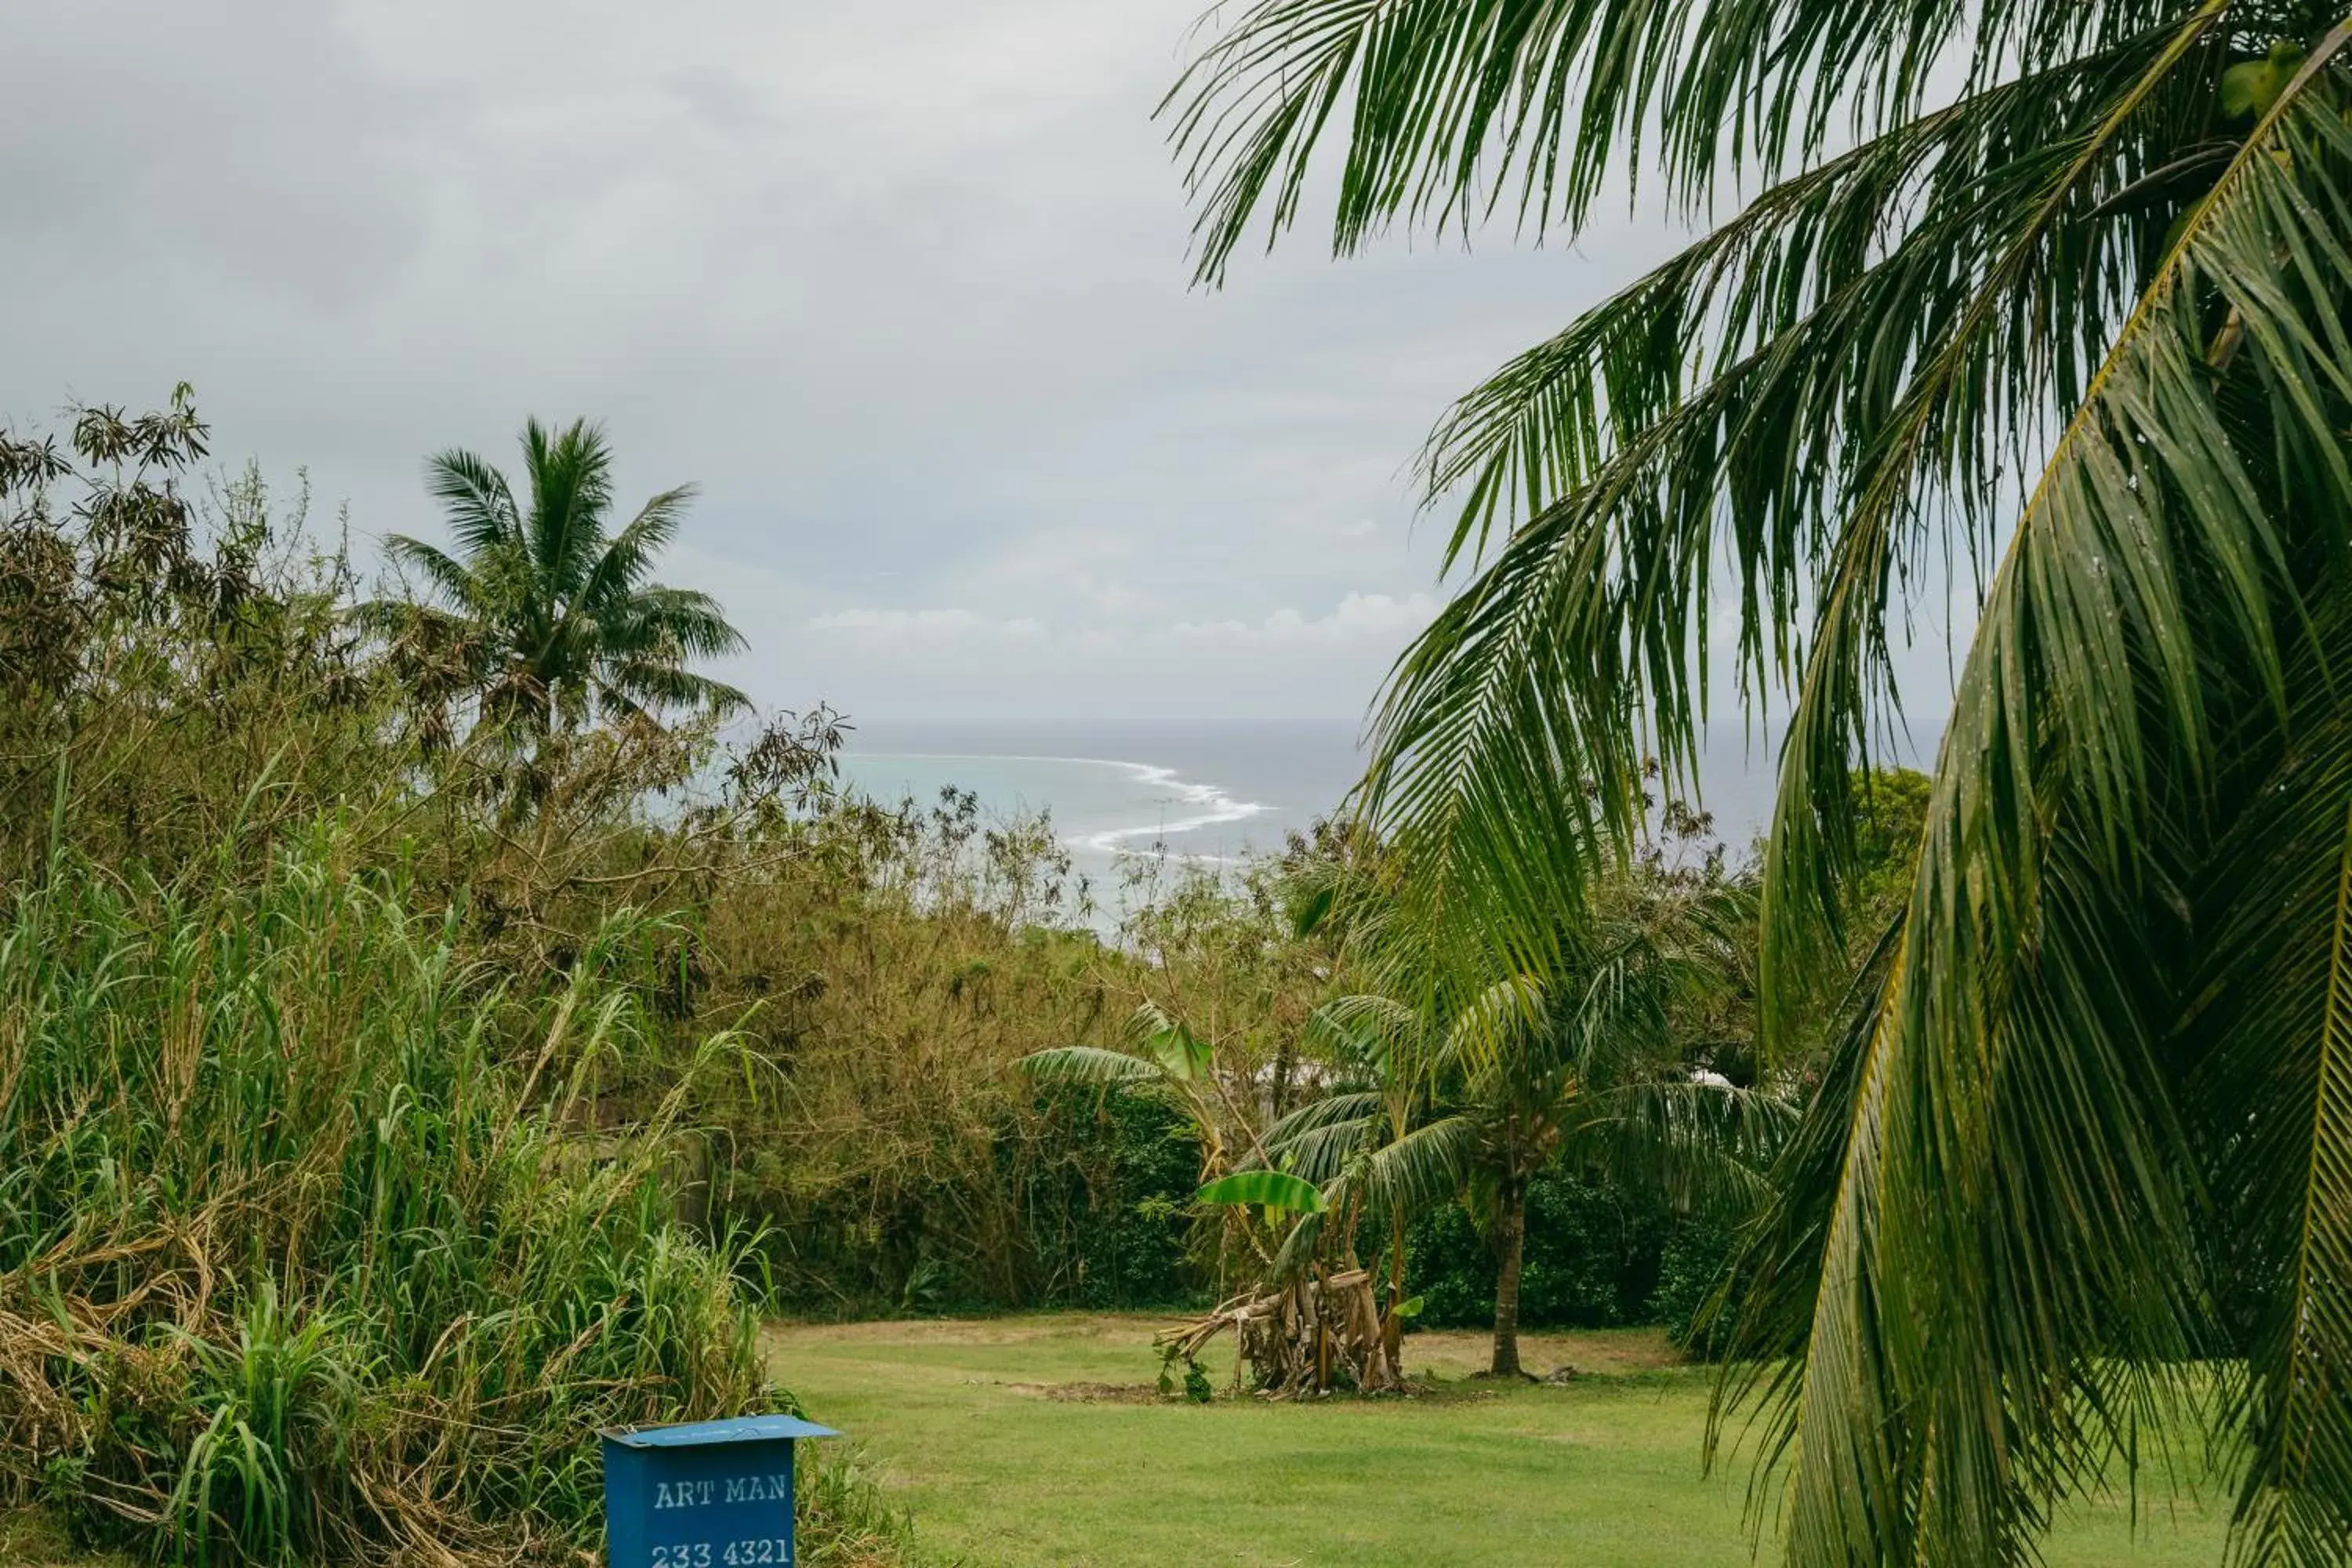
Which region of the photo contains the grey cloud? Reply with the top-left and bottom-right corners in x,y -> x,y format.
2,0 -> 1692,728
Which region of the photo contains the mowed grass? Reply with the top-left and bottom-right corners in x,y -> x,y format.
769,1315 -> 2233,1568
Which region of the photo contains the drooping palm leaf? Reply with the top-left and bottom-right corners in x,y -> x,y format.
1267,1116 -> 1385,1188
2187,604 -> 2352,1563
1305,992 -> 1428,1076
1356,7 -> 2235,985
576,487 -> 700,619
1169,0 -> 2352,1557
1162,0 -> 2187,283
608,586 -> 745,660
601,659 -> 752,722
380,535 -> 488,615
1436,973 -> 1545,1077
1014,1045 -> 1167,1087
1748,49 -> 2352,1566
1356,1112 -> 1482,1222
1561,1077 -> 1793,1214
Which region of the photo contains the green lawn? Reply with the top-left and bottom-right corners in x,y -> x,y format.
770,1314 -> 2232,1568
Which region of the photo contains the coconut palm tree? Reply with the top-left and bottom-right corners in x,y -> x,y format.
1171,2 -> 2352,1561
1272,915 -> 1784,1379
371,419 -> 748,735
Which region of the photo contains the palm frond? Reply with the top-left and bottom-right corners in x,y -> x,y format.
1265,1089 -> 1385,1148
1420,31 -> 2206,567
615,586 -> 750,660
1745,46 -> 2352,1566
581,485 -> 699,610
379,535 -> 485,613
1160,0 -> 2172,284
599,659 -> 752,721
422,448 -> 520,561
1014,1046 -> 1165,1087
1357,1113 -> 1481,1225
1562,1076 -> 1792,1214
1759,0 -> 2236,1018
1305,993 -> 1428,1076
1361,9 -> 2231,982
1267,1113 -> 1382,1187
1439,973 -> 1545,1077
2188,608 -> 2352,1561
521,418 -> 615,596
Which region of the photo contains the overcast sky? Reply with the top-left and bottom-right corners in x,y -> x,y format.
1,0 -> 1749,735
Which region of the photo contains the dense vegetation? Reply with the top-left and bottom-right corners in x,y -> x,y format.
2,393 -> 1781,1563
16,0 -> 2347,1563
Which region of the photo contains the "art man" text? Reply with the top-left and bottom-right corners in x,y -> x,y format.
652,1475 -> 791,1510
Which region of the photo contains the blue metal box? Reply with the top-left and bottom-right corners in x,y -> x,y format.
601,1414 -> 840,1568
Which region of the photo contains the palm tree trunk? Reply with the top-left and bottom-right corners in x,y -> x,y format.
1490,1170 -> 1527,1378
1379,1211 -> 1406,1385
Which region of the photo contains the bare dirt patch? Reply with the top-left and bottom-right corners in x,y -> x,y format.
768,1312 -> 1183,1351
1039,1381 -> 1160,1403
990,1378 -> 1155,1402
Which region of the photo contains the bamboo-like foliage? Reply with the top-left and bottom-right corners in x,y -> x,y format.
1170,0 -> 2352,1559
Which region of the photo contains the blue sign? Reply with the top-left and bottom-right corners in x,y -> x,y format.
601,1414 -> 840,1568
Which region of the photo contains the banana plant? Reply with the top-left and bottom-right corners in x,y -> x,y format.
1017,1000 -> 1266,1181
1194,1167 -> 1328,1226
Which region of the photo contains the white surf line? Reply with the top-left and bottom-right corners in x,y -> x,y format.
845,751 -> 1273,860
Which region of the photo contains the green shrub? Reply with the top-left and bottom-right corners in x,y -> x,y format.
1404,1171 -> 1676,1330
1646,1218 -> 1737,1359
1025,1089 -> 1204,1312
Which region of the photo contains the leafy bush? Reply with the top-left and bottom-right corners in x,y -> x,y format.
688,797 -> 1301,1320
1404,1171 -> 1678,1331
1026,1089 -> 1203,1312
1646,1218 -> 1737,1359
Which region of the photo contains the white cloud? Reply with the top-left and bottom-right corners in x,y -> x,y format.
1167,591 -> 1438,648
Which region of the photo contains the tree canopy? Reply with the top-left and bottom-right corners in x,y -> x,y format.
371,418 -> 748,736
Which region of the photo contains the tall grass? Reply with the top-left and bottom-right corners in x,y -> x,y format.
0,824 -> 783,1565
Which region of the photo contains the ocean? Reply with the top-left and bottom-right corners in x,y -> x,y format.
830,717 -> 1787,920
832,719 -> 1367,904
